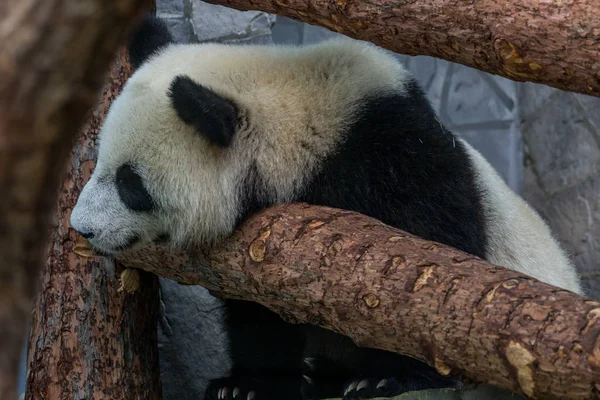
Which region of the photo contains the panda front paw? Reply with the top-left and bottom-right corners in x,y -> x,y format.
205,378 -> 259,400
342,374 -> 461,399
206,375 -> 302,400
342,377 -> 401,399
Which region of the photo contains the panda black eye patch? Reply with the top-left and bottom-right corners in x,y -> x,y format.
116,163 -> 155,212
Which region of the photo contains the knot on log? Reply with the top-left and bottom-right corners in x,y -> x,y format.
494,38 -> 543,80
413,265 -> 435,291
435,356 -> 452,376
249,229 -> 271,262
118,268 -> 141,294
505,341 -> 536,397
362,293 -> 380,308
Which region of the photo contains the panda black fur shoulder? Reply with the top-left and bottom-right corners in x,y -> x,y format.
70,15 -> 582,400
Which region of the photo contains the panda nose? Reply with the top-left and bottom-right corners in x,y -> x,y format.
77,230 -> 95,240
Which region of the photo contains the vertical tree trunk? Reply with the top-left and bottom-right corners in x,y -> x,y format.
25,47 -> 162,400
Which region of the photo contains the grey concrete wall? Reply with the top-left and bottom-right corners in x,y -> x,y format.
519,83 -> 600,298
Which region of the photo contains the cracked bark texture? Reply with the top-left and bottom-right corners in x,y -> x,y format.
204,0 -> 600,97
118,203 -> 600,400
0,1 -> 153,398
25,48 -> 162,400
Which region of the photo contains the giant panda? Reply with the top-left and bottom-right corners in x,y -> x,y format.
70,15 -> 582,400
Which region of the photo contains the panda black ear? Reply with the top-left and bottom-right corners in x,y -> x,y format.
168,75 -> 238,148
128,14 -> 173,70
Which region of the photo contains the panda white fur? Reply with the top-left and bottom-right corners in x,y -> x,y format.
70,15 -> 582,400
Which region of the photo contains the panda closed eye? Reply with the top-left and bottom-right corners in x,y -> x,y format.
116,163 -> 155,212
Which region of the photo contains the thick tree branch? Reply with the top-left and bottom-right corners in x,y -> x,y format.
115,203 -> 600,400
206,0 -> 600,97
0,1 -> 152,398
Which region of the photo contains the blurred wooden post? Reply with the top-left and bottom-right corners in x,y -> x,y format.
0,1 -> 154,398
25,41 -> 162,400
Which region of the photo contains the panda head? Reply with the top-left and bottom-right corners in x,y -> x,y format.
70,16 -> 244,255
70,15 -> 409,256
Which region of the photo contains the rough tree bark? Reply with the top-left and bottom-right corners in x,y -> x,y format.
25,47 -> 162,400
110,203 -> 600,400
0,1 -> 152,399
207,0 -> 600,97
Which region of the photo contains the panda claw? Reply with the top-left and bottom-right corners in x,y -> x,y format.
344,380 -> 358,396
247,390 -> 256,400
356,379 -> 369,391
343,377 -> 396,399
233,387 -> 240,399
303,357 -> 316,370
343,376 -> 459,399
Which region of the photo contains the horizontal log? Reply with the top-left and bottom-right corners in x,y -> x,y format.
115,203 -> 600,399
204,0 -> 600,96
